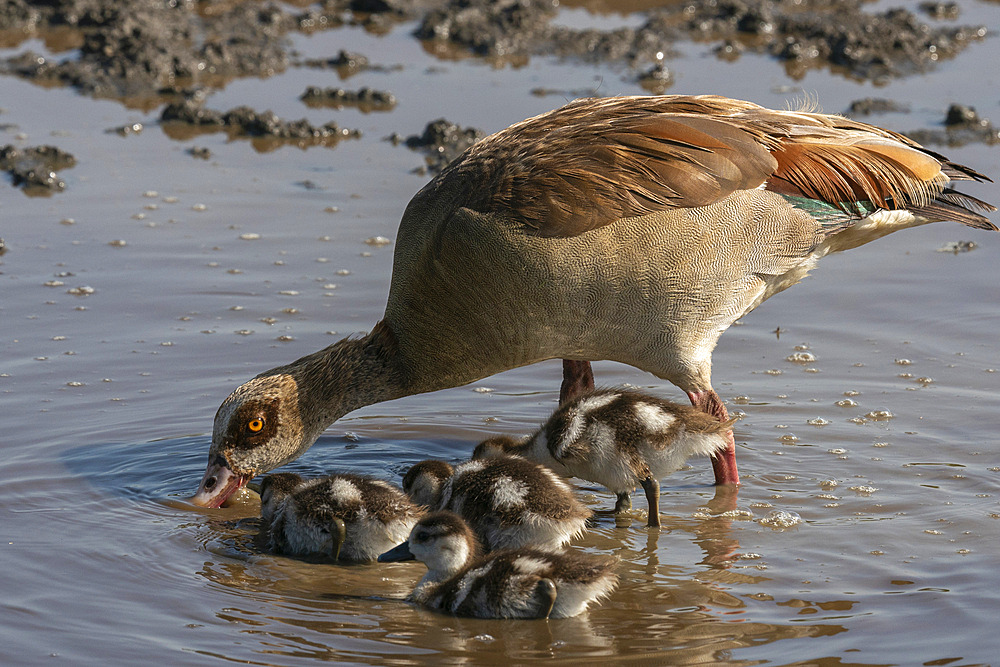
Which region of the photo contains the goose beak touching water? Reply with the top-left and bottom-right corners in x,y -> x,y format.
191,94 -> 995,508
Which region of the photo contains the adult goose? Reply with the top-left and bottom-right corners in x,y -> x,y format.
191,94 -> 995,508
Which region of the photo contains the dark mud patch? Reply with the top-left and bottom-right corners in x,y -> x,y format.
905,104 -> 1000,147
0,0 -> 291,107
0,144 -> 76,195
160,99 -> 361,152
297,50 -> 403,78
300,86 -> 397,113
846,98 -> 911,116
416,0 -> 987,83
1,0 -> 989,113
391,119 -> 484,174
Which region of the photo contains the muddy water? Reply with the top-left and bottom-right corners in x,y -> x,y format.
3,3 -> 1000,665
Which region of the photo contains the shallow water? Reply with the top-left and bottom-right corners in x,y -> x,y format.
3,3 -> 1000,665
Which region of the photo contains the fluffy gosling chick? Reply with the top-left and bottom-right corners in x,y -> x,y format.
260,472 -> 422,562
473,388 -> 733,527
401,457 -> 591,551
379,511 -> 618,619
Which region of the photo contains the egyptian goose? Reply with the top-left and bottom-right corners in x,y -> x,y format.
473,388 -> 732,527
401,456 -> 591,551
259,472 -> 422,562
192,95 -> 996,508
378,511 -> 618,619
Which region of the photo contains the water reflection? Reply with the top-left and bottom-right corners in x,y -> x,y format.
178,474 -> 862,665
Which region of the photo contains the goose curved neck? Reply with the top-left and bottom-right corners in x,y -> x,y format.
280,320 -> 411,438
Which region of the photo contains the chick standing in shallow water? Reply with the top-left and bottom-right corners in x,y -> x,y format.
378,511 -> 618,619
473,388 -> 733,528
401,457 -> 591,551
260,472 -> 423,562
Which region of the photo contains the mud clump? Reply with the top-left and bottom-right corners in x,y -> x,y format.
0,0 -> 292,104
0,0 -> 990,111
847,98 -> 910,116
416,0 -> 987,82
905,104 -> 1000,147
394,119 -> 484,174
300,87 -> 397,112
160,100 -> 361,151
1,145 -> 77,195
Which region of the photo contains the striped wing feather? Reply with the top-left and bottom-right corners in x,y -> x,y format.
442,95 -> 995,236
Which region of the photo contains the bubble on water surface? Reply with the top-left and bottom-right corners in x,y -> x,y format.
786,352 -> 816,363
364,236 -> 392,246
807,417 -> 830,426
67,285 -> 94,296
239,233 -> 260,240
865,410 -> 894,421
849,485 -> 878,496
758,510 -> 801,529
836,399 -> 858,407
895,358 -> 912,366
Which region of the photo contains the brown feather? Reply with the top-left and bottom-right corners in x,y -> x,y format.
425,95 -> 994,238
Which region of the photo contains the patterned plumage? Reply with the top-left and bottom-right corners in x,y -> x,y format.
259,472 -> 422,562
474,388 -> 732,527
193,95 -> 995,509
378,511 -> 618,619
401,457 -> 591,551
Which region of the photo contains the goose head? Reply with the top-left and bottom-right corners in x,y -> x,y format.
471,435 -> 522,459
258,472 -> 304,520
378,511 -> 480,580
401,460 -> 455,509
191,373 -> 325,508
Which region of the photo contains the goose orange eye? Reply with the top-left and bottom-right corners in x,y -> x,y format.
247,418 -> 264,433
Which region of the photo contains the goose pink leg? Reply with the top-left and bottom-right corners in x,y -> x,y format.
688,389 -> 740,486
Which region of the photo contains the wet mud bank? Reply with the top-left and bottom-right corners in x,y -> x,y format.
0,0 -> 994,194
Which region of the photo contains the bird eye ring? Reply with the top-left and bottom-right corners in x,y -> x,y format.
248,418 -> 265,433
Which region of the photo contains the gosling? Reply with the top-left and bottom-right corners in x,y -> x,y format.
379,511 -> 618,619
473,388 -> 733,527
401,457 -> 591,551
260,472 -> 422,562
